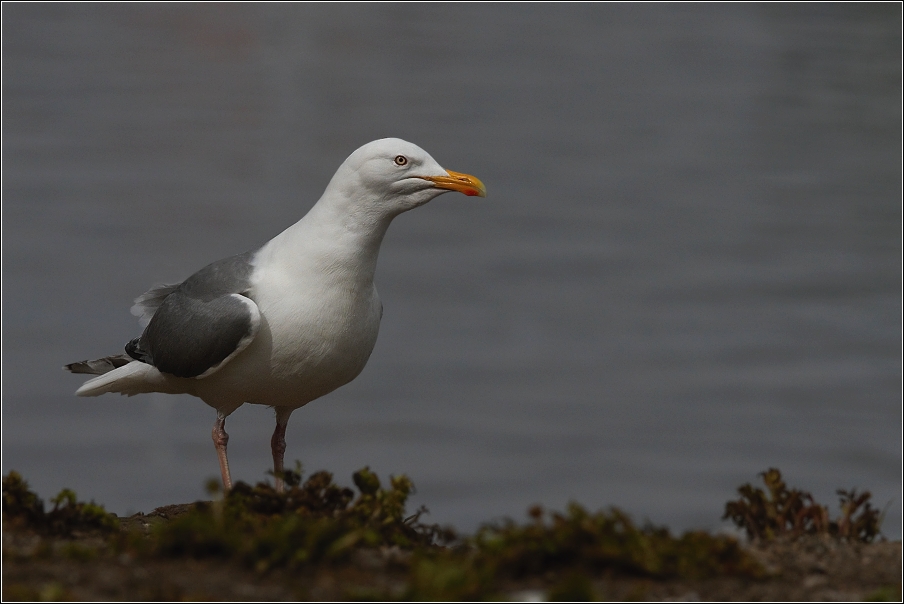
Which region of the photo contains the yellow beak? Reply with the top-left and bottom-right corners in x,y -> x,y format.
420,170 -> 487,197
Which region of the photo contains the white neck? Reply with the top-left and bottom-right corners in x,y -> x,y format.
260,182 -> 395,287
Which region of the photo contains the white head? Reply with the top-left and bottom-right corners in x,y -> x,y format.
320,138 -> 486,223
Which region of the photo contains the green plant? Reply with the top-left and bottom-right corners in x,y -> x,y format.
150,465 -> 452,571
472,503 -> 761,581
2,471 -> 117,536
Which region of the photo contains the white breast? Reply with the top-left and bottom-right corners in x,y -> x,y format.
194,237 -> 383,410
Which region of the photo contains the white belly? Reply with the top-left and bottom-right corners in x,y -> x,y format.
194,262 -> 383,410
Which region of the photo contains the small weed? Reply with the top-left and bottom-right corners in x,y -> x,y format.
2,472 -> 44,526
723,468 -> 882,542
834,488 -> 881,542
2,472 -> 117,536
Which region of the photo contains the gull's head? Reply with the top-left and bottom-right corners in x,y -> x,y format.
324,138 -> 486,219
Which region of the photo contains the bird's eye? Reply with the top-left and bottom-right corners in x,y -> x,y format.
394,155 -> 408,166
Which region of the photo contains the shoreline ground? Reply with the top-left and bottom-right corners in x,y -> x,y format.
3,470 -> 901,601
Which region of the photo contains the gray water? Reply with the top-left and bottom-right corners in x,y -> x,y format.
3,4 -> 901,538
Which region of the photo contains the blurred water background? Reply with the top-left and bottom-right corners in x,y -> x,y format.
3,4 -> 901,537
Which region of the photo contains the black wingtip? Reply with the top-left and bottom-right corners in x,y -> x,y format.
65,354 -> 134,375
64,360 -> 98,375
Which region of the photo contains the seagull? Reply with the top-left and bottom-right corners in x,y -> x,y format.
65,138 -> 486,492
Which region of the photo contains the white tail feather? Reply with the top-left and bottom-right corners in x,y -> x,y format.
75,361 -> 185,397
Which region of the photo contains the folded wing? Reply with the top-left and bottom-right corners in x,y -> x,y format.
126,251 -> 260,379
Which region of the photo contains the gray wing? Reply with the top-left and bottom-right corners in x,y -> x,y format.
126,251 -> 261,379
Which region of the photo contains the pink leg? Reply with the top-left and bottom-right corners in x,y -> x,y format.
271,408 -> 293,493
212,412 -> 233,491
